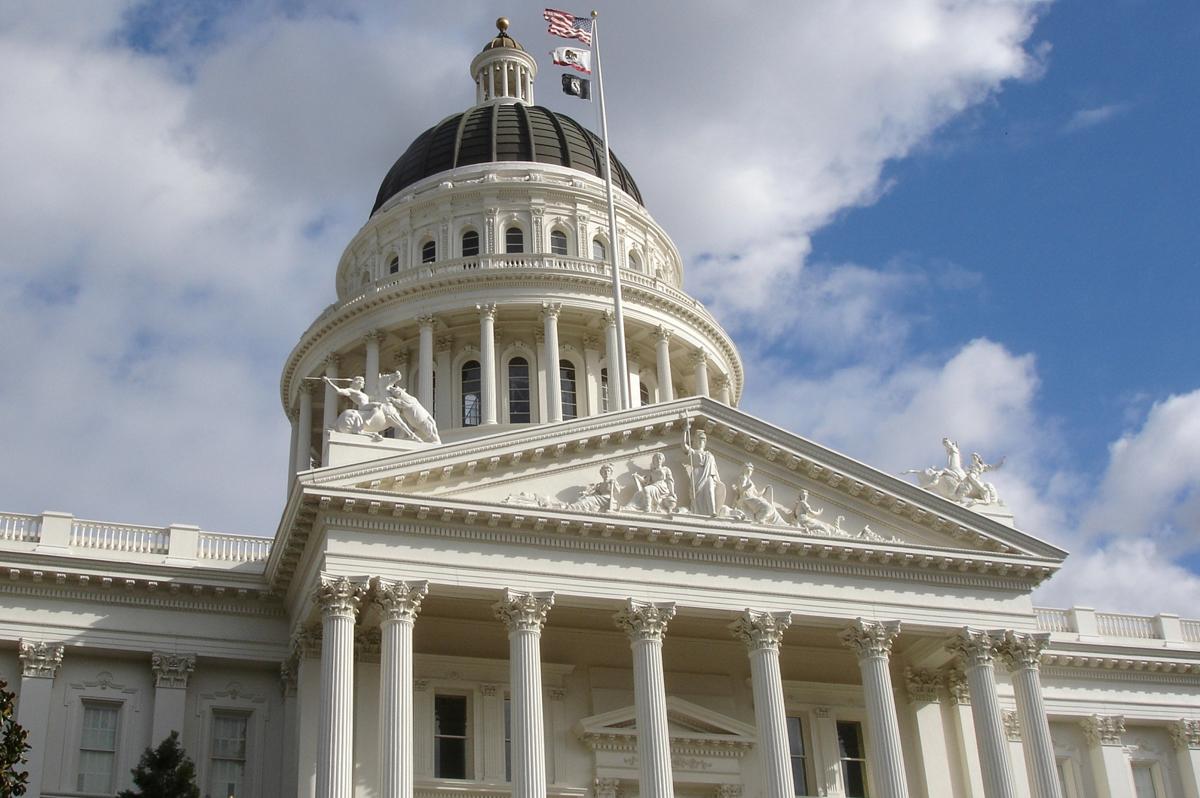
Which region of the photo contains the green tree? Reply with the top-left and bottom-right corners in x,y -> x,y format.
0,678 -> 29,798
117,731 -> 199,798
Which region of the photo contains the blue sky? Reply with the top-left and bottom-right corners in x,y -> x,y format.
0,1 -> 1197,614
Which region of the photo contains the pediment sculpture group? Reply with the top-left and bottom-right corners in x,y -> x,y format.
902,437 -> 1004,507
504,420 -> 900,543
322,371 -> 441,443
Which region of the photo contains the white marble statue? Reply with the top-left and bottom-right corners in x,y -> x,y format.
682,419 -> 724,516
323,376 -> 417,442
379,370 -> 441,444
903,437 -> 1003,507
728,463 -> 787,525
792,489 -> 825,531
629,453 -> 678,513
566,464 -> 618,513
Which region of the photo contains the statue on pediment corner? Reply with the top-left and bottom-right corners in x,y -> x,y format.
380,370 -> 441,444
324,375 -> 418,442
728,462 -> 787,525
683,419 -> 725,516
903,437 -> 1004,507
629,452 -> 678,514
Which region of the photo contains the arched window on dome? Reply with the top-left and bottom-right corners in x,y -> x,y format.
592,238 -> 606,262
640,381 -> 651,406
462,230 -> 480,258
628,251 -> 642,272
560,360 -> 578,420
550,230 -> 569,257
505,227 -> 524,254
507,357 -> 531,424
600,367 -> 609,412
388,255 -> 400,274
421,240 -> 436,264
461,360 -> 481,427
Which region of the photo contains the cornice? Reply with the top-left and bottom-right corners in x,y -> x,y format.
1041,650 -> 1200,682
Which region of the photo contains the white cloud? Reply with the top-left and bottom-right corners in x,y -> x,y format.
1062,102 -> 1131,133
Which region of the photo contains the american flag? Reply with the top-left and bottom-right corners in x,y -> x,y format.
543,8 -> 592,46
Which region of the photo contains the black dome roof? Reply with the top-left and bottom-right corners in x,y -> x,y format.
371,104 -> 644,216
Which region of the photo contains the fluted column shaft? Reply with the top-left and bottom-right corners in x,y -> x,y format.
296,383 -> 313,472
655,327 -> 674,402
418,316 -> 435,411
322,355 -> 340,431
999,633 -> 1061,798
543,303 -> 563,422
602,311 -> 622,411
841,619 -> 909,798
616,600 -> 676,798
315,577 -> 365,798
732,611 -> 793,798
716,377 -> 732,406
950,629 -> 1019,798
496,590 -> 555,798
376,580 -> 428,798
365,330 -> 383,398
478,304 -> 498,425
692,351 -> 710,398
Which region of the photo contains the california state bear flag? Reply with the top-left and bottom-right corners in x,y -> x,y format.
551,46 -> 592,74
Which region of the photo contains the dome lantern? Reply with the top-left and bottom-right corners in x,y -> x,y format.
470,18 -> 538,106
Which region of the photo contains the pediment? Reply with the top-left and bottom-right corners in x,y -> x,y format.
575,696 -> 757,744
302,398 -> 1066,562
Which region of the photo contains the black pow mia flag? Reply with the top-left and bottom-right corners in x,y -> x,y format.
561,73 -> 591,100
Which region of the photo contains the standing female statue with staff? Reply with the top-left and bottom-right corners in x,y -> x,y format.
682,418 -> 724,516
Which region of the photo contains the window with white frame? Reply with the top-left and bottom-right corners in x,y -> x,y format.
837,720 -> 868,798
77,701 -> 120,794
434,694 -> 471,779
507,357 -> 531,423
462,230 -> 480,257
559,360 -> 578,420
505,226 -> 524,254
639,381 -> 651,406
592,238 -> 606,261
461,361 -> 481,427
208,712 -> 249,798
786,716 -> 812,796
388,254 -> 400,274
1056,757 -> 1079,798
1131,762 -> 1162,798
600,367 -> 609,412
550,229 -> 568,256
421,240 -> 436,264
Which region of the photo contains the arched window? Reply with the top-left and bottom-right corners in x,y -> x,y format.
388,255 -> 399,274
505,227 -> 524,254
461,360 -> 481,427
421,240 -> 436,264
640,382 -> 651,406
462,230 -> 480,257
560,360 -> 578,420
592,238 -> 606,261
600,367 -> 609,412
508,357 -> 531,423
628,251 -> 642,272
550,230 -> 568,256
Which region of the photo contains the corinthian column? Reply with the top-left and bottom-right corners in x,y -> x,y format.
364,329 -> 384,398
730,610 -> 793,798
478,304 -> 498,425
322,353 -> 341,432
418,315 -> 435,411
840,619 -> 910,798
296,381 -> 314,472
691,351 -> 710,398
998,632 -> 1061,798
655,326 -> 674,402
315,577 -> 367,798
543,303 -> 563,422
375,579 -> 429,798
615,600 -> 677,798
602,310 -> 622,411
495,590 -> 555,798
948,629 -> 1018,798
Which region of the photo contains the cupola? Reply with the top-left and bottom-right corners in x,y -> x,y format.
469,17 -> 538,106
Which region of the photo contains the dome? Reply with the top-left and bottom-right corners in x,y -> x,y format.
370,104 -> 644,216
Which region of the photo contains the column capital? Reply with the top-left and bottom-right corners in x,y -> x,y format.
945,667 -> 971,705
291,623 -> 322,659
18,639 -> 63,679
1081,714 -> 1126,746
839,618 -> 901,660
324,352 -> 341,368
1170,718 -> 1200,751
1003,709 -> 1022,742
280,658 -> 298,698
477,302 -> 498,319
614,599 -> 676,641
714,786 -> 743,798
494,589 -> 555,633
313,576 -> 368,620
417,314 -> 436,330
435,335 -> 454,352
690,349 -> 708,366
582,334 -> 603,350
151,652 -> 195,689
372,577 -> 429,622
363,328 -> 385,344
946,627 -> 1004,668
594,777 -> 622,798
541,301 -> 563,320
655,325 -> 673,343
997,630 -> 1050,671
716,375 -> 732,390
601,309 -> 617,327
729,609 -> 791,652
905,667 -> 942,703
299,379 -> 314,395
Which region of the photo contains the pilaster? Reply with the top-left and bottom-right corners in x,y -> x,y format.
1170,720 -> 1200,798
906,668 -> 955,797
150,651 -> 195,742
1081,715 -> 1133,798
17,639 -> 63,798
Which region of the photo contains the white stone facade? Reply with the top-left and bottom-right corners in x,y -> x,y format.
2,20 -> 1198,798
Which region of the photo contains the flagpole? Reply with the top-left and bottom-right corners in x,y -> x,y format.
590,10 -> 631,412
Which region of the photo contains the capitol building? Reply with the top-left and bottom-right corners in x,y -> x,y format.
2,20 -> 1198,798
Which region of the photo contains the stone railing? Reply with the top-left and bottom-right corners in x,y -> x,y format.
0,511 -> 271,568
1034,606 -> 1200,645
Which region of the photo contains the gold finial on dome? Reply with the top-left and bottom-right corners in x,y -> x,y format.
497,17 -> 510,33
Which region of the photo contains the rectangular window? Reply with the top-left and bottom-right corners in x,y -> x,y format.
434,694 -> 470,779
786,716 -> 810,795
504,697 -> 513,782
208,712 -> 248,798
1132,764 -> 1160,798
77,701 -> 119,793
837,720 -> 869,798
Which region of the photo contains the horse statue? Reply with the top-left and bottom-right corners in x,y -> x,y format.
379,370 -> 441,444
902,438 -> 1004,506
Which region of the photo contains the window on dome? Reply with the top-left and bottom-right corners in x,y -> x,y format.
592,238 -> 606,261
462,361 -> 481,427
462,230 -> 479,257
837,721 -> 868,798
550,230 -> 568,256
388,254 -> 400,274
640,381 -> 651,406
600,367 -> 609,412
421,240 -> 436,264
560,360 -> 578,420
505,227 -> 524,254
508,357 -> 531,423
628,251 -> 642,271
786,716 -> 811,796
